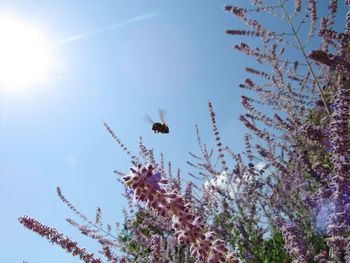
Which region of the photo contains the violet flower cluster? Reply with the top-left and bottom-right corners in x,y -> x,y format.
19,216 -> 102,263
123,164 -> 235,262
274,217 -> 309,263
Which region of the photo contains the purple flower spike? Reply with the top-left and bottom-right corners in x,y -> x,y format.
146,171 -> 161,191
274,217 -> 309,262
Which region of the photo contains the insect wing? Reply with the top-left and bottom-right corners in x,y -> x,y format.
159,109 -> 167,124
144,115 -> 155,124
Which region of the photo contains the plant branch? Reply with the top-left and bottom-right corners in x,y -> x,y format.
278,0 -> 331,116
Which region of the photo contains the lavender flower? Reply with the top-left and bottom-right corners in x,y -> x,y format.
274,217 -> 309,262
224,5 -> 246,18
307,0 -> 317,35
329,80 -> 350,178
295,0 -> 302,13
19,216 -> 102,263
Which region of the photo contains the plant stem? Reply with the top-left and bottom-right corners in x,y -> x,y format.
277,0 -> 331,116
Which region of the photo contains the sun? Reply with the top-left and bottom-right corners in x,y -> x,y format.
0,15 -> 53,89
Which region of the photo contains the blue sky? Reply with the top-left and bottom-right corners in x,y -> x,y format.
0,1 -> 249,262
1,1 -> 347,262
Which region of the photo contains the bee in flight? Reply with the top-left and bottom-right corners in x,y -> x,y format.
146,110 -> 169,134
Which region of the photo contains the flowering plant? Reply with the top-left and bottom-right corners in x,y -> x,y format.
19,1 -> 350,262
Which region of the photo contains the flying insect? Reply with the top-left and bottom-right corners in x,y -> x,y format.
146,110 -> 169,134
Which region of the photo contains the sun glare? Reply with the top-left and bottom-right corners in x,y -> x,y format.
0,15 -> 53,89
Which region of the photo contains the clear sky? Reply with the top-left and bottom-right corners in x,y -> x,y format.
0,1 -> 250,262
1,1 -> 346,262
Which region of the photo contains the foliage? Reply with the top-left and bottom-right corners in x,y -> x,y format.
19,1 -> 350,262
